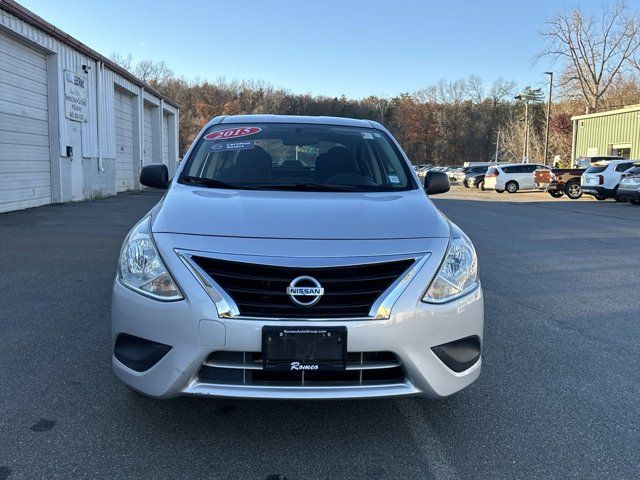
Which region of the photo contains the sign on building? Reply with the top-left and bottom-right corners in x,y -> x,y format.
64,70 -> 88,122
586,147 -> 598,156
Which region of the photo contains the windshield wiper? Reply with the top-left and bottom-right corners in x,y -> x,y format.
181,176 -> 245,190
182,177 -> 362,192
251,183 -> 359,192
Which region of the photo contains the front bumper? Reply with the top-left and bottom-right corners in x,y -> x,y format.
616,187 -> 640,201
111,235 -> 483,400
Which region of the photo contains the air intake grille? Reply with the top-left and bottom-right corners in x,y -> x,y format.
191,257 -> 415,318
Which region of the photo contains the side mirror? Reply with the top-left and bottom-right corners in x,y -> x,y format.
140,164 -> 169,189
424,170 -> 450,195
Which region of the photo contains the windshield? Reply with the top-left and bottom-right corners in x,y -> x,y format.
179,123 -> 416,192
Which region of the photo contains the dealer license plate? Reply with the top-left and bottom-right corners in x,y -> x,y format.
262,326 -> 347,371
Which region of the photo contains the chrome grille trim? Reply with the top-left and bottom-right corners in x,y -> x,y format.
203,358 -> 401,371
176,250 -> 428,320
198,351 -> 405,387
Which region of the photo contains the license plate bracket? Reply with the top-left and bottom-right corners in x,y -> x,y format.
262,326 -> 347,371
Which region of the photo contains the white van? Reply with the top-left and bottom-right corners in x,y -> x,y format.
484,163 -> 548,193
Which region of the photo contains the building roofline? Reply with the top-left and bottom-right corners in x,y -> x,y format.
0,0 -> 179,109
571,104 -> 640,121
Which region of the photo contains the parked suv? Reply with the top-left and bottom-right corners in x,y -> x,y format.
111,115 -> 484,400
467,172 -> 486,190
462,166 -> 489,187
609,164 -> 640,204
581,159 -> 636,201
484,163 -> 548,193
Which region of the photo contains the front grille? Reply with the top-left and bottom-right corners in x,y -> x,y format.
198,351 -> 405,386
192,257 -> 415,318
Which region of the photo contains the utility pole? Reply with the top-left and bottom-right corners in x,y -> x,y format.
543,71 -> 553,165
515,94 -> 529,162
524,100 -> 530,163
494,128 -> 500,163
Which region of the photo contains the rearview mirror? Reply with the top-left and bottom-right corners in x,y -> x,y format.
424,170 -> 450,195
282,135 -> 320,146
140,164 -> 169,189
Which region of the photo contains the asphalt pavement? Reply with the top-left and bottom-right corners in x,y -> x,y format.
0,189 -> 638,479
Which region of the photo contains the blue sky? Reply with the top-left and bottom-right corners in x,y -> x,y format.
20,0 -> 604,98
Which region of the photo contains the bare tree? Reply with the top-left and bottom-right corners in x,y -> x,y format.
538,1 -> 640,113
109,54 -> 174,87
133,60 -> 174,87
109,53 -> 134,72
630,54 -> 640,77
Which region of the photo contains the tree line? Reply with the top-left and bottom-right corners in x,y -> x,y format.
111,1 -> 640,167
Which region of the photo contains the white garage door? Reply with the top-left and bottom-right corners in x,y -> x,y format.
0,32 -> 51,213
114,88 -> 135,192
162,113 -> 169,167
143,104 -> 153,166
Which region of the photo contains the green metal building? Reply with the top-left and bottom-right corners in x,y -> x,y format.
572,104 -> 640,165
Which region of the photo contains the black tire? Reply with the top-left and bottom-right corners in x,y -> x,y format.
595,195 -> 607,201
564,181 -> 582,199
495,189 -> 504,193
549,190 -> 564,198
478,181 -> 485,191
630,199 -> 640,205
505,181 -> 518,194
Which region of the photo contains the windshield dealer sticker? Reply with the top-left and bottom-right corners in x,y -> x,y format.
388,175 -> 400,183
361,132 -> 374,139
211,140 -> 255,152
204,127 -> 261,141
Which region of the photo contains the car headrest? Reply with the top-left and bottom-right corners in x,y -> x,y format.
219,146 -> 272,183
315,146 -> 357,182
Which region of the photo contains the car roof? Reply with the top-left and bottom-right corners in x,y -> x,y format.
205,114 -> 378,129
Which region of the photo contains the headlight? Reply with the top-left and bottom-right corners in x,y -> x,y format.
117,216 -> 183,301
423,222 -> 478,303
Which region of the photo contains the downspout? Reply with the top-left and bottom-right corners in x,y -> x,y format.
96,60 -> 105,172
160,98 -> 164,169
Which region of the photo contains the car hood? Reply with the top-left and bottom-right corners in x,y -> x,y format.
151,184 -> 450,240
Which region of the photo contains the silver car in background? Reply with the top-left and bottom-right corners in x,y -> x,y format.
111,115 -> 484,399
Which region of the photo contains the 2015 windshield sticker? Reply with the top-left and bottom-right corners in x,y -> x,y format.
204,127 -> 261,141
211,140 -> 254,152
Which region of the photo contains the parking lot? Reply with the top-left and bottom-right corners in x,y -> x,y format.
0,189 -> 638,480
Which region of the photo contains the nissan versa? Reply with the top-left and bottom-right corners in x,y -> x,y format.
111,115 -> 484,399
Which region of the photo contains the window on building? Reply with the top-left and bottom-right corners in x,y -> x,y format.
608,144 -> 631,159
